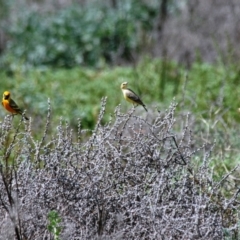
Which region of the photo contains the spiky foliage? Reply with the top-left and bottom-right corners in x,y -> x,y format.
0,99 -> 239,239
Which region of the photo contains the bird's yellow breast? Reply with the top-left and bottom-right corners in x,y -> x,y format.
121,89 -> 135,104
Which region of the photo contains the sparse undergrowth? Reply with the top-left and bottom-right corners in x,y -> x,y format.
0,99 -> 239,239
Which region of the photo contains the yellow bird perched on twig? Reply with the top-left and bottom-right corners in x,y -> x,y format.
2,91 -> 29,120
120,82 -> 148,112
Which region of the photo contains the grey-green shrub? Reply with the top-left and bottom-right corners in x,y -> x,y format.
0,100 -> 239,239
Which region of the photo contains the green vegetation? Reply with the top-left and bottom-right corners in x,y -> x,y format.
1,0 -> 157,70
47,211 -> 62,240
0,58 -> 239,129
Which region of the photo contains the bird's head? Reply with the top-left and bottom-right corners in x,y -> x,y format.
121,82 -> 128,89
3,91 -> 10,100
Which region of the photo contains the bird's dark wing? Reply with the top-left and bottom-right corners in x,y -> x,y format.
10,99 -> 23,114
128,88 -> 144,105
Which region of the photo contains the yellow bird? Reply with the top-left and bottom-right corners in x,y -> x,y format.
120,82 -> 148,112
2,91 -> 29,120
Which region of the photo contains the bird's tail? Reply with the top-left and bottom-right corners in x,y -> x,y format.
143,105 -> 148,112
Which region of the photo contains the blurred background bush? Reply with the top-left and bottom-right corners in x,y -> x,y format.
0,0 -> 157,69
0,0 -> 240,69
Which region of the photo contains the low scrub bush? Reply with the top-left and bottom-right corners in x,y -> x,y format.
0,99 -> 239,239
